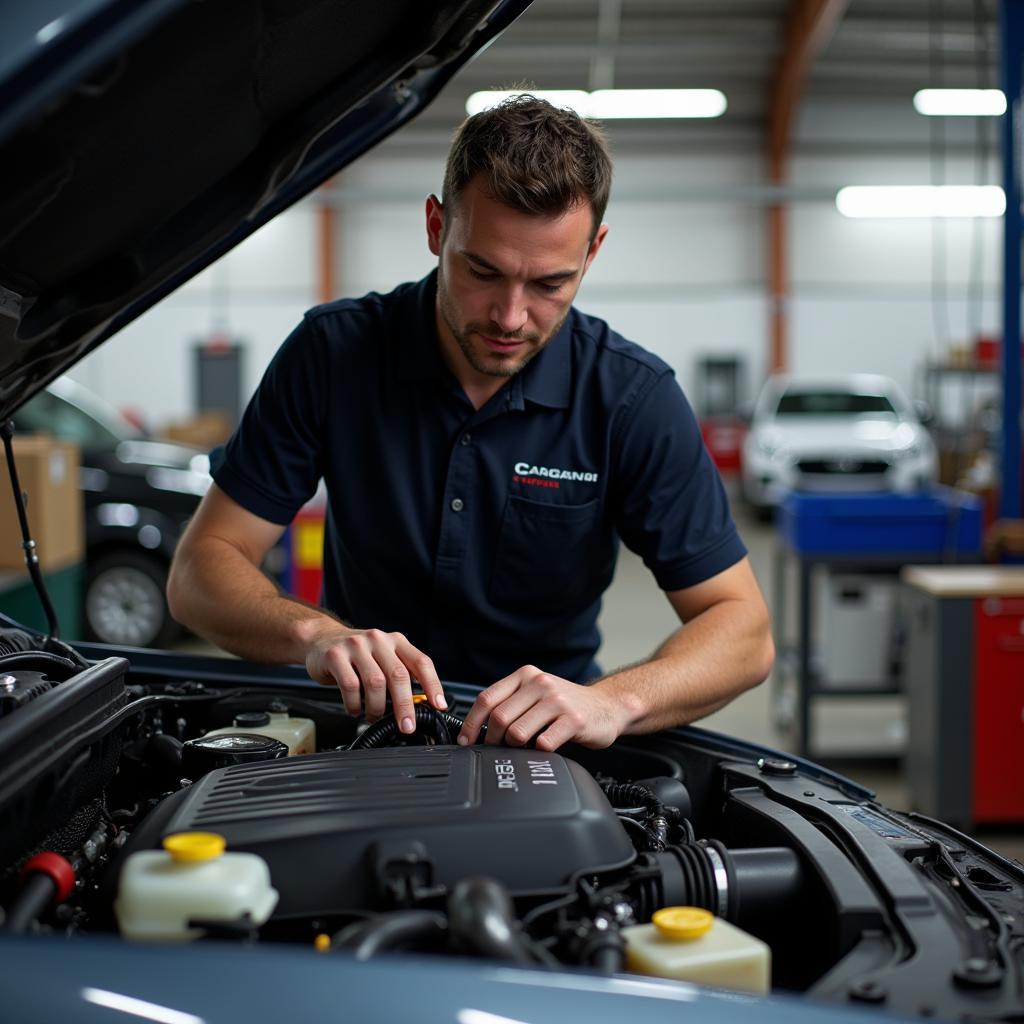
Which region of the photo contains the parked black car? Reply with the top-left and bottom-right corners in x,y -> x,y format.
12,376 -> 210,646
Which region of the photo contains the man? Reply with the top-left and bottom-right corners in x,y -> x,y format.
167,94 -> 773,752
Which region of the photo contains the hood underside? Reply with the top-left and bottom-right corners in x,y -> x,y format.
0,0 -> 528,420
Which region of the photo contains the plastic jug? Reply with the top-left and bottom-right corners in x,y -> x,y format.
622,906 -> 770,993
115,832 -> 278,942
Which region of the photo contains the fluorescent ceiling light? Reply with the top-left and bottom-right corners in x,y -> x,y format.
465,89 -> 727,119
466,91 -> 589,116
836,185 -> 1006,218
588,89 -> 727,119
913,89 -> 1007,116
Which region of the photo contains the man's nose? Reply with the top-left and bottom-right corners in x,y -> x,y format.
490,286 -> 528,335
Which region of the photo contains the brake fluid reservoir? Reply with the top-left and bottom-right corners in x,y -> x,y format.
622,907 -> 770,994
115,832 -> 278,942
203,707 -> 315,755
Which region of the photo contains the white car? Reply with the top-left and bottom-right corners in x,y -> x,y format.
741,373 -> 937,512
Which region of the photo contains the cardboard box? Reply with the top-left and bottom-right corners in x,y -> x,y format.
0,437 -> 84,571
160,411 -> 232,449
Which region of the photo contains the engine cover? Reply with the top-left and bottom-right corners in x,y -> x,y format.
162,745 -> 635,917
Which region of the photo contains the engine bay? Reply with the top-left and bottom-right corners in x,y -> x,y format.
1,629 -> 1022,1021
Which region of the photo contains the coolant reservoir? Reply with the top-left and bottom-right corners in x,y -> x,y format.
203,707 -> 315,755
622,906 -> 770,994
115,832 -> 278,942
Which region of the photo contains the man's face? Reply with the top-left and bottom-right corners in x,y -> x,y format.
426,175 -> 607,388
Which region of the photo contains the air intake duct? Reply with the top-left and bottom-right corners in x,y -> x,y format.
633,840 -> 803,927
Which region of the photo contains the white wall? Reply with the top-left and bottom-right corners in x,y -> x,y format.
67,101 -> 1006,428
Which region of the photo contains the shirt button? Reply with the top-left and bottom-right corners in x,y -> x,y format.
460,434 -> 471,446
450,497 -> 465,512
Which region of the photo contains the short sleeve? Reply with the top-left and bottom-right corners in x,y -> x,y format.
612,371 -> 747,591
211,314 -> 327,524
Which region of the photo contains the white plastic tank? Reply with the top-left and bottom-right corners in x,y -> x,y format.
115,832 -> 278,942
203,706 -> 315,755
622,906 -> 771,993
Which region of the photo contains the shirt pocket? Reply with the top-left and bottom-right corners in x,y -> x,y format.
489,495 -> 607,613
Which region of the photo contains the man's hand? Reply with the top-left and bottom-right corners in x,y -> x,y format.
456,665 -> 628,752
305,627 -> 447,733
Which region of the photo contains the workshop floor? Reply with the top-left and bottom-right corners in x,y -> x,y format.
596,480 -> 1024,866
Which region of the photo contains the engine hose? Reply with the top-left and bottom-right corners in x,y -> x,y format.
582,928 -> 626,974
348,705 -> 483,750
3,851 -> 77,934
601,781 -> 682,827
0,651 -> 79,679
447,877 -> 534,965
335,910 -> 448,959
3,873 -> 57,933
603,782 -> 691,853
601,781 -> 658,810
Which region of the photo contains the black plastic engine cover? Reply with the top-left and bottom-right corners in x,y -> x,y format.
163,745 -> 635,916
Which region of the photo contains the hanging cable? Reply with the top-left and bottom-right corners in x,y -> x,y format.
1,420 -> 60,639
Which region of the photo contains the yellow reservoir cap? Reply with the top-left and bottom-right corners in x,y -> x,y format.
162,832 -> 226,863
652,906 -> 715,941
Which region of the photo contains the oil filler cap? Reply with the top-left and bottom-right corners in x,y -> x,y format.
652,906 -> 714,941
163,832 -> 226,863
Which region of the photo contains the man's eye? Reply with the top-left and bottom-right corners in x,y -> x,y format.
469,268 -> 497,281
536,282 -> 562,294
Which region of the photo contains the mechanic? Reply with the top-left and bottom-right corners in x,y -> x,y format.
166,94 -> 774,752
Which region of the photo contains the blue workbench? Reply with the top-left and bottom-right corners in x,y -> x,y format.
772,488 -> 982,759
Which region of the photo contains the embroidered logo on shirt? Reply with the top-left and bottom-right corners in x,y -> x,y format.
512,462 -> 599,490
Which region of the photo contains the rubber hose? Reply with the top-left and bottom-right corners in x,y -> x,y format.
2,873 -> 56,933
339,911 -> 448,959
349,705 -> 483,750
447,877 -> 534,964
0,651 -> 78,678
586,934 -> 626,974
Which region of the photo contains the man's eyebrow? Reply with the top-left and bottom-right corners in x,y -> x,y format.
460,250 -> 578,282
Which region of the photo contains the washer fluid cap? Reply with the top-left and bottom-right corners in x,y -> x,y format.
652,906 -> 714,941
163,832 -> 226,863
234,711 -> 271,727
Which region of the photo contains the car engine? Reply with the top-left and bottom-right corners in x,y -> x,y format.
0,629 -> 1022,1022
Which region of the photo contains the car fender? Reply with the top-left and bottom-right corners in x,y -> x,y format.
84,504 -> 182,563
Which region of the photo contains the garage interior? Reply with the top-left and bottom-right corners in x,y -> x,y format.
4,0 -> 1022,865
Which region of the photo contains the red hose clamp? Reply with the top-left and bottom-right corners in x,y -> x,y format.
20,852 -> 76,903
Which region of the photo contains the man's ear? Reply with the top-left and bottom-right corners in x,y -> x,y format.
582,223 -> 609,275
425,194 -> 444,256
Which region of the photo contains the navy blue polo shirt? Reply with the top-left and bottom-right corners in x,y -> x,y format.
212,270 -> 746,685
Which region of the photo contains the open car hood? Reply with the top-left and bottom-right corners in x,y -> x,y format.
0,0 -> 531,420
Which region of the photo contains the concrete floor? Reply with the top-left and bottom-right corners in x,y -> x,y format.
595,482 -> 1024,865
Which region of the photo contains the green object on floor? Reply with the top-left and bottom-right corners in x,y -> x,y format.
0,563 -> 82,637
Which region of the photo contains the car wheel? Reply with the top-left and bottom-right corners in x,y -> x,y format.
84,551 -> 176,647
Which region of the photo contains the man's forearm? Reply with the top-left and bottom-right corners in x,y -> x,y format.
167,536 -> 347,664
593,598 -> 774,736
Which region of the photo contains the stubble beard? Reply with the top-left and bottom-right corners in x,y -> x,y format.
437,266 -> 567,379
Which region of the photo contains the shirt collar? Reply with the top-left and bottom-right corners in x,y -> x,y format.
398,268 -> 573,410
518,313 -> 572,410
397,269 -> 447,382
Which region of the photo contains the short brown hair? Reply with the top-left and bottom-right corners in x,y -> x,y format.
443,93 -> 612,237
